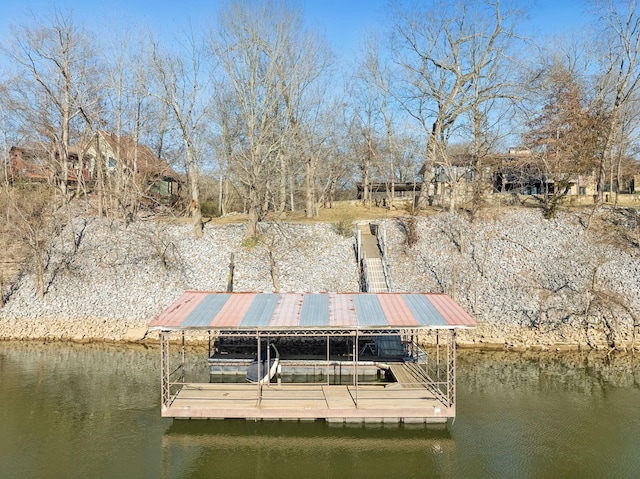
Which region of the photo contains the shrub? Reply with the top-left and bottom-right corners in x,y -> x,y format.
398,214 -> 419,247
200,199 -> 219,217
332,215 -> 354,237
241,235 -> 262,249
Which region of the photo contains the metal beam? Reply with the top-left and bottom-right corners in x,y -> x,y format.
160,332 -> 170,410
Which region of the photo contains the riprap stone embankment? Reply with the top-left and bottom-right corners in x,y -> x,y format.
1,208 -> 638,351
0,219 -> 358,342
381,208 -> 640,351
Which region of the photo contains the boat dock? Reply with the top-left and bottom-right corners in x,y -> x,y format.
164,382 -> 450,423
149,291 -> 476,424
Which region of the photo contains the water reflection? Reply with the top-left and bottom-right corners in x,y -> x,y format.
453,350 -> 640,479
1,342 -> 639,479
457,349 -> 640,393
162,421 -> 455,479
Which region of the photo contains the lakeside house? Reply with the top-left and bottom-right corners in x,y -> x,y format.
81,131 -> 181,203
7,131 -> 181,204
9,145 -> 90,184
361,148 -> 638,206
356,181 -> 419,206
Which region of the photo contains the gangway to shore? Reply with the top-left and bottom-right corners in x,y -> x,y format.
356,223 -> 392,293
388,363 -> 428,388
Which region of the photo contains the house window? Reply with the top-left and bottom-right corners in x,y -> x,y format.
434,165 -> 442,182
466,169 -> 474,182
579,186 -> 586,196
108,157 -> 116,169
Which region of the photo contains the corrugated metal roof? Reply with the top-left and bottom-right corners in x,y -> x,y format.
148,292 -> 477,331
402,294 -> 448,327
299,294 -> 329,327
240,293 -> 277,327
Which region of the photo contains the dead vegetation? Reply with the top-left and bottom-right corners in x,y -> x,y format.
0,184 -> 56,300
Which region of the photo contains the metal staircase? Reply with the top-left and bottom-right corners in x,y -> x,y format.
356,223 -> 393,293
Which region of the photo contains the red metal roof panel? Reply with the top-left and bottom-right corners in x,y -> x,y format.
270,293 -> 304,327
148,291 -> 205,328
427,293 -> 477,326
377,294 -> 419,326
328,293 -> 358,327
211,293 -> 256,328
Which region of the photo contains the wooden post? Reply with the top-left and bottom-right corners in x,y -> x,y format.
269,250 -> 280,292
226,253 -> 234,292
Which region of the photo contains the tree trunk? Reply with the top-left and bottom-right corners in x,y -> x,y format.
186,147 -> 203,239
247,187 -> 259,238
305,158 -> 314,218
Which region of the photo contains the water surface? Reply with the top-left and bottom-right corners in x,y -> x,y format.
0,343 -> 638,478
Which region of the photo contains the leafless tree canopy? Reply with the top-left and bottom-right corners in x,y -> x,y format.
0,0 -> 638,231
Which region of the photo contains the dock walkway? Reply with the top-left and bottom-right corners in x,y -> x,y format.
164,383 -> 450,423
388,363 -> 429,388
357,223 -> 389,292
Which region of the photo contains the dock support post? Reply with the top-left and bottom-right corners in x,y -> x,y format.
436,329 -> 441,383
354,330 -> 359,407
326,334 -> 330,385
180,331 -> 186,384
257,332 -> 262,403
160,331 -> 170,410
447,330 -> 456,409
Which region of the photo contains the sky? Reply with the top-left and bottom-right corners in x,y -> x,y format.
0,0 -> 591,62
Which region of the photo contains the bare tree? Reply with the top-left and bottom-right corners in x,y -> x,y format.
3,184 -> 54,300
352,32 -> 403,210
210,0 -> 334,230
345,52 -> 385,209
388,0 -> 518,211
1,9 -> 99,206
210,82 -> 241,217
592,0 -> 640,204
152,30 -> 210,239
270,3 -> 334,218
211,1 -> 286,237
99,27 -> 159,219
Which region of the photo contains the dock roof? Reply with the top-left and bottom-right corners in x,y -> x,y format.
148,292 -> 477,332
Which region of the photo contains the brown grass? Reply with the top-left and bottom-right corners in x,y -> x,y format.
204,201 -> 414,226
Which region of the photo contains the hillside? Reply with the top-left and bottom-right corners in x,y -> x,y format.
0,203 -> 638,351
381,207 -> 639,351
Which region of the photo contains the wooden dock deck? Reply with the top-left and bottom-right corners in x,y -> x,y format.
388,363 -> 431,388
163,383 -> 452,423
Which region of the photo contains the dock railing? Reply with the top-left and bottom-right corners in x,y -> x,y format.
360,251 -> 371,292
418,332 -> 456,408
373,225 -> 394,292
160,329 -> 457,418
160,332 -> 188,411
401,336 -> 455,408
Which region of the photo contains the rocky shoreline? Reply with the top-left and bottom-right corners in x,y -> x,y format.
0,208 -> 638,352
381,207 -> 640,352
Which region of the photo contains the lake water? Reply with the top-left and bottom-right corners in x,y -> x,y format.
1,343 -> 639,478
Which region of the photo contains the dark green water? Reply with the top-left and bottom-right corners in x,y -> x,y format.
1,343 -> 639,479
